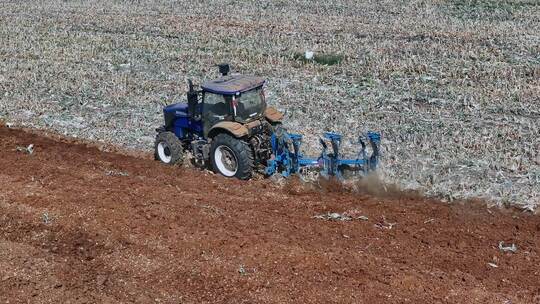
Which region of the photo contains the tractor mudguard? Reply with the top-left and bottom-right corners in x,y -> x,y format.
264,107 -> 283,123
208,121 -> 249,138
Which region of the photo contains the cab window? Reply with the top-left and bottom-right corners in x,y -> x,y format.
203,93 -> 231,134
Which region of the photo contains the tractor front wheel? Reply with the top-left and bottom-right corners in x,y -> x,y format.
210,133 -> 253,179
155,132 -> 183,165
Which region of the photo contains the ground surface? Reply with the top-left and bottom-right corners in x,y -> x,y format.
0,0 -> 538,208
1,126 -> 539,303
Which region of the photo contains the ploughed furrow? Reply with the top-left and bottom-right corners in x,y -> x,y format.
0,126 -> 539,303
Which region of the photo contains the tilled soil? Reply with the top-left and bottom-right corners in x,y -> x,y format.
0,126 -> 539,304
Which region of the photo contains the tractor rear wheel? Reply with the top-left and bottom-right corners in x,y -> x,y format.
155,132 -> 183,165
210,133 -> 253,179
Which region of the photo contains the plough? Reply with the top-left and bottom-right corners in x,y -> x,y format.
265,127 -> 380,179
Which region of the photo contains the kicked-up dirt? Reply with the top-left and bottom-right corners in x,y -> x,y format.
0,126 -> 539,304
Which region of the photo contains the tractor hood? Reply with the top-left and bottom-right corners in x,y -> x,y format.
202,75 -> 265,95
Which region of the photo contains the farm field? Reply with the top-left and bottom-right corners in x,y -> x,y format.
0,0 -> 538,208
1,126 -> 540,303
0,0 -> 539,302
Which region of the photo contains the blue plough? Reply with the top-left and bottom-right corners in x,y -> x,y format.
265,127 -> 381,179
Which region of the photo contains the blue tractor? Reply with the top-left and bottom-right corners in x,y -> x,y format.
155,64 -> 381,180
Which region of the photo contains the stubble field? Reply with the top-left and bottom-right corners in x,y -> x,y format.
0,0 -> 539,207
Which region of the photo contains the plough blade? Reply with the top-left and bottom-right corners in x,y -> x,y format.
265,127 -> 381,179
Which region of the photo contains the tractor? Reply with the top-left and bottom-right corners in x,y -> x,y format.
155,64 -> 381,180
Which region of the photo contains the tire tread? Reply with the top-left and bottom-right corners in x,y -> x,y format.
210,133 -> 254,179
154,131 -> 183,165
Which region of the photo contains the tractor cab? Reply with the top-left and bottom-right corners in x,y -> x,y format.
191,65 -> 266,136
163,64 -> 270,140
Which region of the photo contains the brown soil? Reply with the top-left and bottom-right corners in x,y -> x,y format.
1,126 -> 539,304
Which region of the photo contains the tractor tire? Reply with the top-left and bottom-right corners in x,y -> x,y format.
210,133 -> 254,180
154,131 -> 183,165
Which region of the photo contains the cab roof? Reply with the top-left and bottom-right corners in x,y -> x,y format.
201,75 -> 265,95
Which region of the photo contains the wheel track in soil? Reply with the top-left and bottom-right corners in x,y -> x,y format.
0,126 -> 539,303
